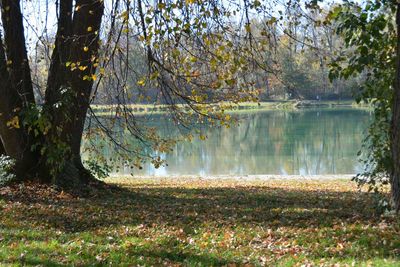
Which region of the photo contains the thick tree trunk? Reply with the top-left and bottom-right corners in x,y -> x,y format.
39,0 -> 104,185
66,0 -> 104,163
391,3 -> 400,212
0,141 -> 5,155
45,0 -> 73,104
38,0 -> 78,183
1,0 -> 35,103
0,0 -> 104,187
0,0 -> 39,178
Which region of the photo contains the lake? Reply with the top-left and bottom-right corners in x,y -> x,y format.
83,108 -> 372,176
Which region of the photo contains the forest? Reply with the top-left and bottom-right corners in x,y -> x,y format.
30,2 -> 360,104
0,0 -> 399,265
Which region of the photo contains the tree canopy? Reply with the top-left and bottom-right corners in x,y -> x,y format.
328,0 -> 400,211
0,0 -> 273,187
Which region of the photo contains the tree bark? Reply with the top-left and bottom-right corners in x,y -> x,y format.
40,0 -> 104,184
391,2 -> 400,212
0,0 -> 39,178
0,0 -> 104,186
66,0 -> 104,161
1,0 -> 35,104
45,0 -> 73,104
0,140 -> 5,155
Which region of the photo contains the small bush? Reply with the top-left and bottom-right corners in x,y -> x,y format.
84,159 -> 112,180
0,155 -> 16,185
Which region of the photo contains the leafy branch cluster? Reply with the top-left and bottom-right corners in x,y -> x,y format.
328,0 -> 397,191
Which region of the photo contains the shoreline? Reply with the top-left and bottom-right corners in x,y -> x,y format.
106,174 -> 355,181
91,100 -> 371,116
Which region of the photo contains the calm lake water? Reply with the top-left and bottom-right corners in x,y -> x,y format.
84,108 -> 372,176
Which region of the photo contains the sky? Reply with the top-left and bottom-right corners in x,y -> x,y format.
3,0 -> 359,55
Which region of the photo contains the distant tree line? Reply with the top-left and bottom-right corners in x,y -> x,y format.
30,2 -> 361,106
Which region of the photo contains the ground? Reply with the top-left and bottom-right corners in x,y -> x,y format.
0,178 -> 399,266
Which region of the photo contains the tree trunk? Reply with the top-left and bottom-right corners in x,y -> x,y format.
66,0 -> 104,163
0,140 -> 5,155
39,0 -> 104,185
391,2 -> 400,212
0,0 -> 40,178
0,0 -> 104,187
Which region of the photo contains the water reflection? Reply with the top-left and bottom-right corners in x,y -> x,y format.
83,109 -> 371,176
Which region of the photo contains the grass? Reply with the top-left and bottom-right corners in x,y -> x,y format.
0,178 -> 399,266
91,100 -> 370,116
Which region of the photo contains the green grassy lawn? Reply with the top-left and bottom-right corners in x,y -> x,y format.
0,179 -> 399,266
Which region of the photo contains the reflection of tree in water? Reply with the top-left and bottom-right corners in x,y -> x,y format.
83,109 -> 371,175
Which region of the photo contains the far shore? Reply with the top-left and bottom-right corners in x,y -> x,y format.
91,100 -> 371,116
106,174 -> 355,182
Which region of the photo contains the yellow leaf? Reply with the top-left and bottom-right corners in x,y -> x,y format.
119,10 -> 129,20
91,74 -> 97,81
7,116 -> 20,129
245,24 -> 251,33
83,46 -> 89,52
87,26 -> 93,32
